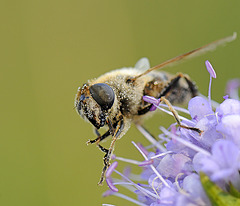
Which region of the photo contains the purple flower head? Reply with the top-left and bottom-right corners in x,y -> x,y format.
103,60 -> 240,206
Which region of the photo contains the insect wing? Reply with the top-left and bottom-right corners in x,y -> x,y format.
135,32 -> 237,79
134,57 -> 150,71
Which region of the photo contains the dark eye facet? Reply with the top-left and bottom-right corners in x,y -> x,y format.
89,83 -> 115,110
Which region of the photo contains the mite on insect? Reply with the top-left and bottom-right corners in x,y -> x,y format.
75,33 -> 236,185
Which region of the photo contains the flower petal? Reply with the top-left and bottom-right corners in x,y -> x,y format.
188,96 -> 213,121
216,99 -> 240,118
216,115 -> 240,147
157,154 -> 191,178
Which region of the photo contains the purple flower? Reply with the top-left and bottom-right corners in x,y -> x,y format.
193,140 -> 240,190
103,61 -> 240,206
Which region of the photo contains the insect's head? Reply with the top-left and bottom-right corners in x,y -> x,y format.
75,83 -> 115,129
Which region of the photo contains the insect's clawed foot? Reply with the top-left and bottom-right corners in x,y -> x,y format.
98,163 -> 109,186
98,152 -> 111,186
86,139 -> 97,145
180,125 -> 203,134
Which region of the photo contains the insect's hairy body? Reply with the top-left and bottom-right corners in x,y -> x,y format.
81,68 -> 186,138
89,68 -> 172,134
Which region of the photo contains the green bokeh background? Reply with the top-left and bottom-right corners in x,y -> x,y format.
1,1 -> 239,205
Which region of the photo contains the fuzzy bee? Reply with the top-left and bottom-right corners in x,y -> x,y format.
75,33 -> 236,185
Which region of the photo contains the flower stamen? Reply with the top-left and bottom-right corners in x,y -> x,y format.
114,156 -> 143,165
132,141 -> 170,188
150,151 -> 173,159
136,124 -> 167,152
205,60 -> 216,106
151,176 -> 161,199
175,173 -> 188,195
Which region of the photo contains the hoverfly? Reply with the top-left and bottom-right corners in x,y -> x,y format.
75,33 -> 236,185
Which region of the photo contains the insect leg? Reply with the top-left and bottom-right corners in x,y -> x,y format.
160,97 -> 202,134
86,129 -> 113,170
138,104 -> 152,115
87,129 -> 111,144
138,73 -> 196,116
97,144 -> 109,154
92,132 -> 111,170
106,119 -> 115,136
181,74 -> 198,97
98,117 -> 124,185
160,73 -> 198,102
154,74 -> 201,133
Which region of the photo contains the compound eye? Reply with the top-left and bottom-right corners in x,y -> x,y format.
89,83 -> 115,110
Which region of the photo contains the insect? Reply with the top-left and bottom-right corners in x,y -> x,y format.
75,33 -> 236,185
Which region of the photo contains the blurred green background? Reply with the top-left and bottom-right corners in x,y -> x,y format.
1,0 -> 239,205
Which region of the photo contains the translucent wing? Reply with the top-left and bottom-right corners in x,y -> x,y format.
134,57 -> 150,71
134,32 -> 237,80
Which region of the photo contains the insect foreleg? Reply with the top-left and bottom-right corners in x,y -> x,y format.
87,129 -> 111,145
98,117 -> 124,185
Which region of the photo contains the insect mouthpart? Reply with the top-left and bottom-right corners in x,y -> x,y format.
75,83 -> 115,129
75,94 -> 85,116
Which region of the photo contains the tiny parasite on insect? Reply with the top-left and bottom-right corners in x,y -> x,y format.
75,33 -> 236,185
